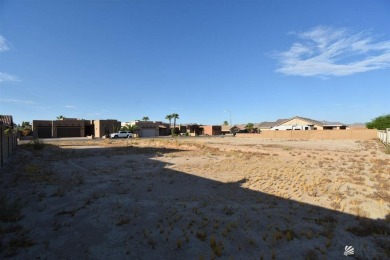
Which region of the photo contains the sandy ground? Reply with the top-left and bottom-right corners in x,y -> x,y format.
1,137 -> 389,259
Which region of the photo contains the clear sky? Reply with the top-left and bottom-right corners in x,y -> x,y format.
1,0 -> 389,125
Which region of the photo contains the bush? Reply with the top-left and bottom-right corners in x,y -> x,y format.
0,195 -> 23,222
366,114 -> 390,130
30,138 -> 45,150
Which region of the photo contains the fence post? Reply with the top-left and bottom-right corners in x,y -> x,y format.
7,134 -> 10,157
0,126 -> 3,167
387,128 -> 390,151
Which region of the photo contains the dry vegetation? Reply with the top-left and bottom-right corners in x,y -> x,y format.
0,137 -> 389,258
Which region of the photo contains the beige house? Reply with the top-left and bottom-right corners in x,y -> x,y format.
269,116 -> 348,130
94,119 -> 121,137
128,121 -> 159,137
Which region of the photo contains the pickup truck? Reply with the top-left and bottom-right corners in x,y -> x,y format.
110,131 -> 133,138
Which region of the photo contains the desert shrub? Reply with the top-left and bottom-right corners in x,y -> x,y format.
196,230 -> 207,241
0,195 -> 23,222
30,138 -> 45,150
375,238 -> 390,257
346,219 -> 390,236
304,249 -> 318,260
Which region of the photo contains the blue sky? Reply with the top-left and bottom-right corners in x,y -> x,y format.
1,0 -> 390,125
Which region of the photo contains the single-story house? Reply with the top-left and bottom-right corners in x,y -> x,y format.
221,125 -> 241,135
128,121 -> 159,137
32,118 -> 121,138
262,116 -> 348,131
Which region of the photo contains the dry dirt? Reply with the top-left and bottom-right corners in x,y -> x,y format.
1,137 -> 389,259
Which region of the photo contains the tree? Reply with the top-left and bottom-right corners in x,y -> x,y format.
57,115 -> 65,120
165,114 -> 173,125
223,121 -> 229,126
165,114 -> 173,134
142,116 -> 150,121
172,113 -> 179,134
121,124 -> 139,133
21,121 -> 32,129
112,124 -> 121,133
20,121 -> 32,136
366,114 -> 390,130
245,123 -> 254,133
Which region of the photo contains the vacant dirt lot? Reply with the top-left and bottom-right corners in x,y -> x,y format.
1,137 -> 389,259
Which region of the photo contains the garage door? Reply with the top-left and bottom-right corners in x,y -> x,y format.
141,128 -> 156,137
57,127 -> 81,138
37,127 -> 52,138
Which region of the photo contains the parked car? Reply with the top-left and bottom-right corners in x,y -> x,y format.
110,131 -> 133,138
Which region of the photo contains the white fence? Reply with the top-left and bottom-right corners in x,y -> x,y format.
377,128 -> 390,146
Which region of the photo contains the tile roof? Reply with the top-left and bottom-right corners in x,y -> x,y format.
258,122 -> 278,128
321,121 -> 347,126
0,115 -> 13,127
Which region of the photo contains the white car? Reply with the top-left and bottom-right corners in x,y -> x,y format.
110,131 -> 133,138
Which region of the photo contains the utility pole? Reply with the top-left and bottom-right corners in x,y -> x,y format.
224,110 -> 232,126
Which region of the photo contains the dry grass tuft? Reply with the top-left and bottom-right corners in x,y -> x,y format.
346,219 -> 390,237
0,195 -> 23,222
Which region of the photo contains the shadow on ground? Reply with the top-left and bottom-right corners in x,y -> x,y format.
0,143 -> 389,259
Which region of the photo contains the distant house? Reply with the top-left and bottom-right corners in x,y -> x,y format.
221,125 -> 240,135
125,120 -> 170,137
202,125 -> 222,135
264,116 -> 348,131
32,118 -> 121,138
258,119 -> 288,130
178,124 -> 203,136
93,119 -> 121,137
0,115 -> 14,127
128,121 -> 159,137
156,122 -> 171,136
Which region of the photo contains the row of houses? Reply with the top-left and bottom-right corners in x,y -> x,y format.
31,118 -> 229,138
29,116 -> 350,139
32,119 -> 121,138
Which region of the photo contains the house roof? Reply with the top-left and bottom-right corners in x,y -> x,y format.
0,115 -> 14,127
258,119 -> 289,128
258,122 -> 278,128
138,124 -> 158,128
271,116 -> 348,127
321,121 -> 347,126
273,116 -> 324,127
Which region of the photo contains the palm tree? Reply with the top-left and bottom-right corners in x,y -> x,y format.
142,116 -> 149,121
165,114 -> 173,133
172,113 -> 179,134
121,124 -> 139,133
223,120 -> 229,126
245,123 -> 254,133
165,114 -> 173,125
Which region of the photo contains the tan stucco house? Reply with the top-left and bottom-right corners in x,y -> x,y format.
259,116 -> 349,131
